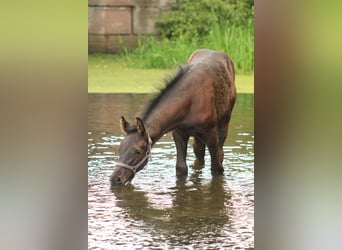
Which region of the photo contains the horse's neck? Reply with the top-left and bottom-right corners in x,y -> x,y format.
145,98 -> 187,144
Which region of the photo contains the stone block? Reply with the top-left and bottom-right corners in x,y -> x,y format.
88,0 -> 175,52
89,7 -> 132,35
105,7 -> 132,34
106,0 -> 134,6
134,0 -> 159,8
89,34 -> 140,53
89,0 -> 135,7
106,35 -> 139,53
133,7 -> 160,34
88,35 -> 107,53
88,7 -> 106,34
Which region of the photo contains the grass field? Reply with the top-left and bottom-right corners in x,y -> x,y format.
88,54 -> 254,93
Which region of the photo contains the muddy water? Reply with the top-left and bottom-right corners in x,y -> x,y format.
88,93 -> 254,249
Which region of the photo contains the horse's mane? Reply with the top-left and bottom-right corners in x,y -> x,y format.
141,64 -> 192,120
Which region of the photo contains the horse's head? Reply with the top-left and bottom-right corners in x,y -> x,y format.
110,116 -> 152,186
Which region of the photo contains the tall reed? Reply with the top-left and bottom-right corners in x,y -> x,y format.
204,22 -> 254,73
121,22 -> 254,74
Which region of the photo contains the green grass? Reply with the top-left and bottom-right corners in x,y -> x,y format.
205,23 -> 254,73
121,24 -> 254,75
88,54 -> 253,93
89,20 -> 254,93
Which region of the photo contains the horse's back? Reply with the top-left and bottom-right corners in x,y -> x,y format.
187,49 -> 235,83
187,49 -> 236,120
188,49 -> 228,63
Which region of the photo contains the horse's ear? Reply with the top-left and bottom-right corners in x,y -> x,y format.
120,116 -> 129,133
136,117 -> 146,135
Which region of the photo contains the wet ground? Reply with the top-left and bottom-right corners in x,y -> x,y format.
88,93 -> 254,249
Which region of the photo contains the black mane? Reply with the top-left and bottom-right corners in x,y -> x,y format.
141,64 -> 192,120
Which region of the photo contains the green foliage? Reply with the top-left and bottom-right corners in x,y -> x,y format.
119,0 -> 254,74
122,35 -> 194,69
121,23 -> 253,73
156,0 -> 254,40
204,22 -> 254,73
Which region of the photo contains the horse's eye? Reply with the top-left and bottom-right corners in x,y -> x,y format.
135,150 -> 142,155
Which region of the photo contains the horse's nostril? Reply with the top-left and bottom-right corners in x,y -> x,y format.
112,176 -> 121,184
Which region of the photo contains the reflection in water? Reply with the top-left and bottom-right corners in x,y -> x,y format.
88,93 -> 254,249
112,174 -> 230,248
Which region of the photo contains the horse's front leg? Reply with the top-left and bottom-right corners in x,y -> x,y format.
172,129 -> 189,177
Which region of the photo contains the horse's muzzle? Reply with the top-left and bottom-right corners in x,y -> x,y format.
110,175 -> 123,185
110,167 -> 133,186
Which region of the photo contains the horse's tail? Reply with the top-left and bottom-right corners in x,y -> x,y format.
225,54 -> 237,110
226,55 -> 235,84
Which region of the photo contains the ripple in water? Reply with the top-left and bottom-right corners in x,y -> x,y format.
88,93 -> 254,249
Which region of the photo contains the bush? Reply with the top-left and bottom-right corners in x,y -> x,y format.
122,23 -> 253,74
120,0 -> 254,74
156,0 -> 254,41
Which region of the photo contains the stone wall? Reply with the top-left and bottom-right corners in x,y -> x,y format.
88,0 -> 174,53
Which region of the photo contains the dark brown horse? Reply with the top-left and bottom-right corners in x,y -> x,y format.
110,49 -> 236,186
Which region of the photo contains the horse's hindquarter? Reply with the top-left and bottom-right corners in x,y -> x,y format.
186,50 -> 236,128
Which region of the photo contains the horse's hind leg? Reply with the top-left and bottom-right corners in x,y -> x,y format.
193,137 -> 205,168
217,113 -> 233,164
203,127 -> 224,175
217,123 -> 229,164
172,129 -> 190,177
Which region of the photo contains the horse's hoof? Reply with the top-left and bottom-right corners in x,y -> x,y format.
191,159 -> 205,170
176,167 -> 188,177
211,168 -> 224,176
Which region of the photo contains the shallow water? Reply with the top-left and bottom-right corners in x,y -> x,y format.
88,93 -> 254,249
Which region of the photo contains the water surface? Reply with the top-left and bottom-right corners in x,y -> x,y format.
88,93 -> 254,249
